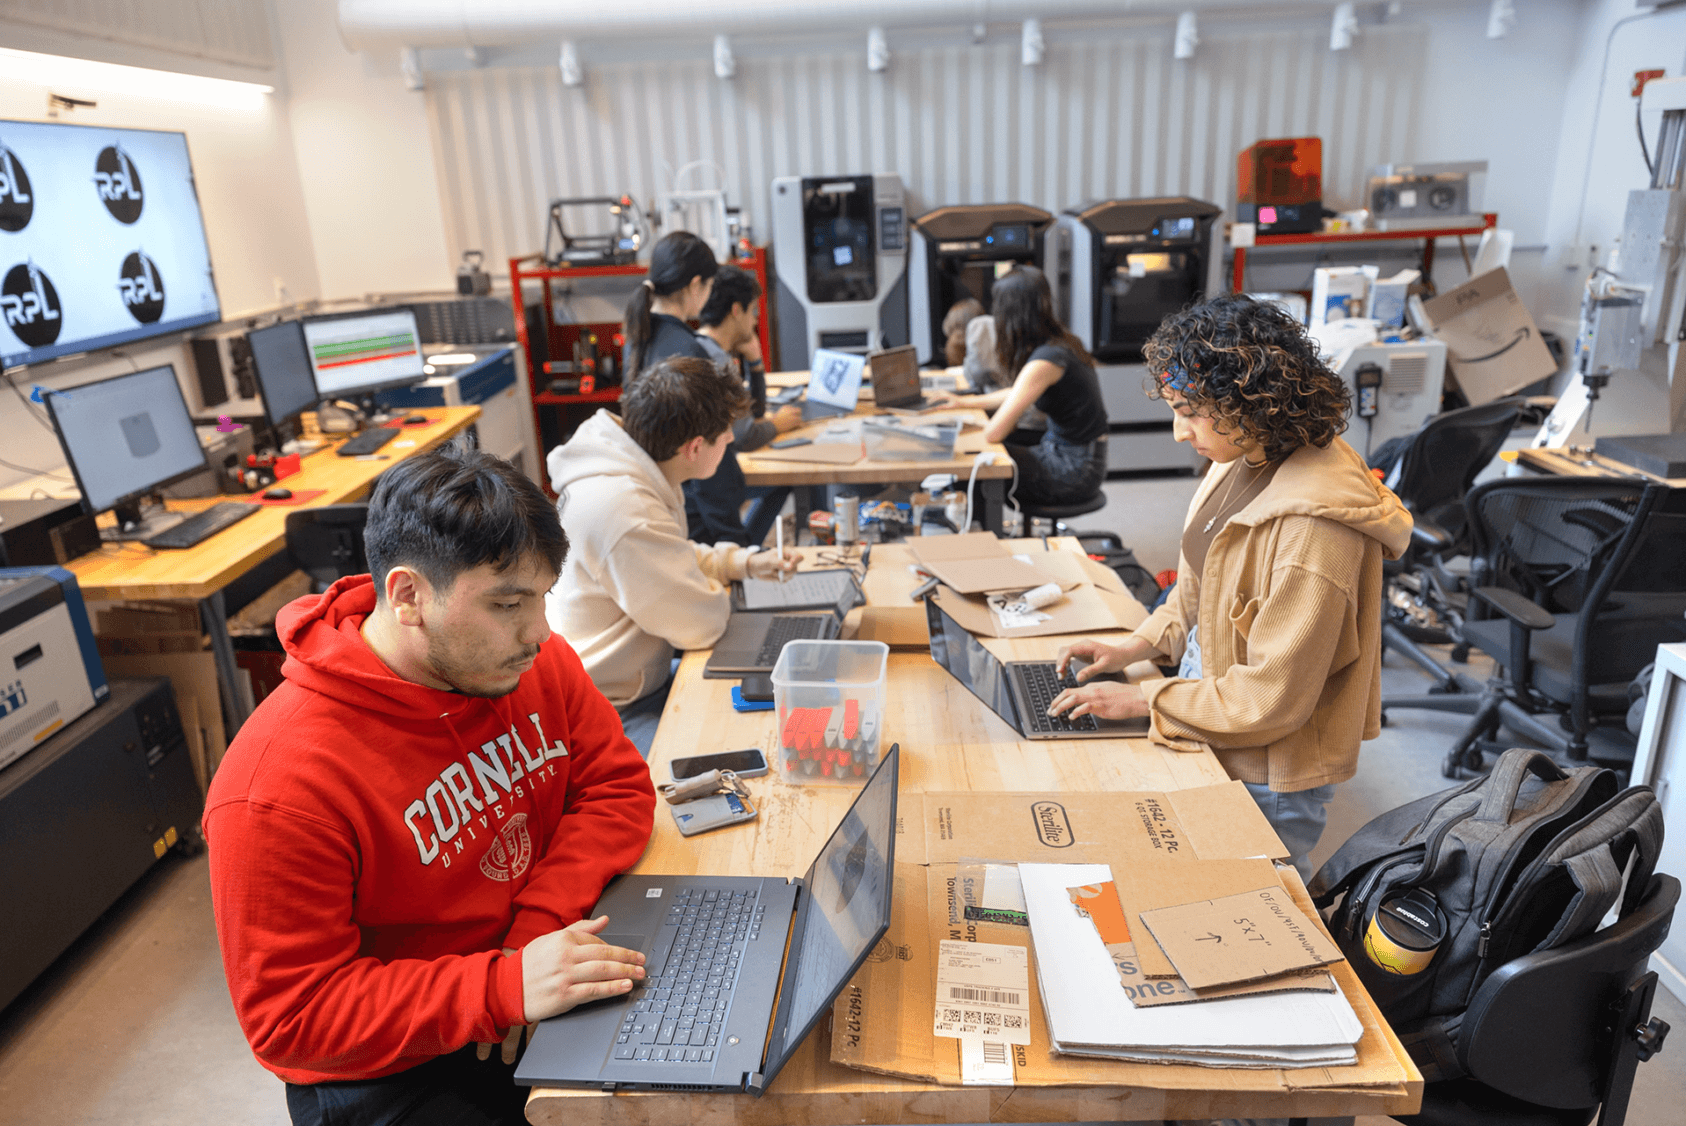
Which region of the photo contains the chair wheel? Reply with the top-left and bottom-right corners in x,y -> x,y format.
1451,645 -> 1470,663
1379,711 -> 1390,727
1442,752 -> 1463,779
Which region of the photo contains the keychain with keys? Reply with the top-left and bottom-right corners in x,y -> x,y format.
658,768 -> 750,805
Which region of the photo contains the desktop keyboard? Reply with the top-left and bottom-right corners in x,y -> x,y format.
1016,661 -> 1101,735
613,887 -> 761,1062
335,427 -> 400,457
753,614 -> 831,668
143,502 -> 259,550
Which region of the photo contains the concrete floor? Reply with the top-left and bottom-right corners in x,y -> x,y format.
2,472 -> 1682,1125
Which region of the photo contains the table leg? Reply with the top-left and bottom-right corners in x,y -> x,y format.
795,486 -> 820,542
200,592 -> 252,737
980,479 -> 1006,534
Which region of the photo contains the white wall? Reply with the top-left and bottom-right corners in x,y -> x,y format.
272,0 -> 455,299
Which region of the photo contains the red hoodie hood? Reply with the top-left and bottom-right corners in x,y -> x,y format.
277,574 -> 485,722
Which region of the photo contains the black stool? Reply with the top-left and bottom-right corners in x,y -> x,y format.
1015,492 -> 1107,537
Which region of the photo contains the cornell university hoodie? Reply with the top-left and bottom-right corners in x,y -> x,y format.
203,576 -> 656,1085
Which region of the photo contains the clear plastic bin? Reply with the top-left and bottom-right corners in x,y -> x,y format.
771,640 -> 888,784
862,419 -> 959,461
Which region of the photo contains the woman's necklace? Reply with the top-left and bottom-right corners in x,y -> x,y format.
1202,457 -> 1268,534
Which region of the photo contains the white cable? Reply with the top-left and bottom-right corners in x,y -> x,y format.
962,451 -> 996,534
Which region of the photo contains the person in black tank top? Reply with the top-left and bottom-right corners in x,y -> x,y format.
931,266 -> 1108,506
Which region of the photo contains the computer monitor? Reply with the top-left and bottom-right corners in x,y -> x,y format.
246,320 -> 319,432
301,309 -> 426,419
43,365 -> 209,537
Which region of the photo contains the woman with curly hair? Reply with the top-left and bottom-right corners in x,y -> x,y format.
1048,294 -> 1412,875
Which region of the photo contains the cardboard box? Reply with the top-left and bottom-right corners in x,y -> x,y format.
1420,267 -> 1557,404
909,533 -> 1055,595
832,786 -> 1415,1098
929,551 -> 1148,639
94,601 -> 228,793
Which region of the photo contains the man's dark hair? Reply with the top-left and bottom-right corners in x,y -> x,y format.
1143,293 -> 1350,463
620,356 -> 750,461
696,263 -> 762,329
364,441 -> 567,598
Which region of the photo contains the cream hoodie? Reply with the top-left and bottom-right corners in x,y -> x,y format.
545,410 -> 755,707
1132,436 -> 1413,791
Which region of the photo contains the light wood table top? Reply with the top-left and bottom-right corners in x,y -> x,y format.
64,407 -> 481,602
1515,446 -> 1686,488
524,539 -> 1417,1124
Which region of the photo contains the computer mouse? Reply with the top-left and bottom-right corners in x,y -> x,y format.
262,487 -> 293,500
404,414 -> 428,424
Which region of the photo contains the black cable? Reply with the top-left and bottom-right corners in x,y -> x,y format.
1638,98 -> 1655,178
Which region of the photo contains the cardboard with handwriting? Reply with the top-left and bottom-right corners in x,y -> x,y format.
1140,886 -> 1346,989
1112,858 -> 1285,978
831,785 -> 1417,1100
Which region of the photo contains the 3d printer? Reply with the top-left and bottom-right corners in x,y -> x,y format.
542,195 -> 650,267
908,203 -> 1053,366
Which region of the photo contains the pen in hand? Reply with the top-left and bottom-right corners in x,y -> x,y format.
775,516 -> 787,582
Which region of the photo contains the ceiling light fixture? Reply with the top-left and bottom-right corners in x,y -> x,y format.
714,34 -> 735,79
1487,0 -> 1517,39
867,26 -> 890,72
560,40 -> 583,87
1022,19 -> 1044,66
1174,12 -> 1199,61
1330,3 -> 1358,51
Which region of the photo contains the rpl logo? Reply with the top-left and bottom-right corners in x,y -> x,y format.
118,250 -> 166,323
0,144 -> 33,232
1,261 -> 63,348
95,144 -> 143,224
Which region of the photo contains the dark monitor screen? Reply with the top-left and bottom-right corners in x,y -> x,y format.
302,308 -> 426,399
44,364 -> 207,515
988,222 -> 1031,249
246,320 -> 318,427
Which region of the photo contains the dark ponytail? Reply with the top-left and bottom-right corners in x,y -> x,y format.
623,231 -> 719,381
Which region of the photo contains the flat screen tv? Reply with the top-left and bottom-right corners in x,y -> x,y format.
0,119 -> 221,368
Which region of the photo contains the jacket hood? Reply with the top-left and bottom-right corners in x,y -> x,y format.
276,575 -> 485,721
546,409 -> 676,506
1229,437 -> 1413,560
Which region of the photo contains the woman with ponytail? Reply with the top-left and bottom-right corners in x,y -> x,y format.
621,231 -> 719,381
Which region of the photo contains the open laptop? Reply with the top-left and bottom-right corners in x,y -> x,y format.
801,349 -> 866,421
925,596 -> 1150,739
735,567 -> 861,612
515,745 -> 899,1095
868,344 -> 943,411
703,575 -> 862,677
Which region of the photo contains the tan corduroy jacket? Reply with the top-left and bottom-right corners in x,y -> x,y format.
1132,436 -> 1412,791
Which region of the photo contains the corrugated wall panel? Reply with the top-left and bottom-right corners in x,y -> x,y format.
425,22 -> 1428,272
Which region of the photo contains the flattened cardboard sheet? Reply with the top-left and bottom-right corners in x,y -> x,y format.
1139,885 -> 1344,989
1111,858 -> 1284,978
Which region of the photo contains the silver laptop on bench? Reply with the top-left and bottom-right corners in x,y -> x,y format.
703,574 -> 862,677
514,745 -> 899,1095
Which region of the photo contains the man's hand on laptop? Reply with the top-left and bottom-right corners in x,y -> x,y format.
747,548 -> 800,581
521,915 -> 648,1022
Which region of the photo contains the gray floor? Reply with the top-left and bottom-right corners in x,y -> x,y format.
2,472 -> 1682,1125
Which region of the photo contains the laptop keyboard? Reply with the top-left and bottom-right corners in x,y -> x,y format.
1016,662 -> 1102,735
753,615 -> 830,668
613,887 -> 763,1063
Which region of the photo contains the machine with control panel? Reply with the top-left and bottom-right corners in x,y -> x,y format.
908,203 -> 1053,366
1052,197 -> 1223,472
0,566 -> 108,772
770,174 -> 908,368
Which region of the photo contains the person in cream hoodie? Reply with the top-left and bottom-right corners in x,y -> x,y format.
545,356 -> 796,753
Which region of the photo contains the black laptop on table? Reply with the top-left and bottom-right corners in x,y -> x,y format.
925,595 -> 1150,740
515,745 -> 900,1095
868,344 -> 943,411
703,575 -> 862,677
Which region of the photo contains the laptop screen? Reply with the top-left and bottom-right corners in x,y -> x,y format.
760,746 -> 899,1085
868,345 -> 920,406
925,597 -> 1021,732
807,349 -> 865,412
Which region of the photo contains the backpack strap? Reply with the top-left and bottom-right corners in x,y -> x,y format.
1474,749 -> 1569,824
1399,1015 -> 1467,1083
1535,789 -> 1664,951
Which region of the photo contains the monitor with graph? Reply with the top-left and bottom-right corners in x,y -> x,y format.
301,308 -> 426,400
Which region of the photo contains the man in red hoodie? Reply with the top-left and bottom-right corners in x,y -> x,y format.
204,443 -> 657,1126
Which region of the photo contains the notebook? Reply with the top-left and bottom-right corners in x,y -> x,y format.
514,746 -> 900,1095
925,596 -> 1149,740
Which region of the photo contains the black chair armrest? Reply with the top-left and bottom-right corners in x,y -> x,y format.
1410,518 -> 1455,554
1473,586 -> 1555,631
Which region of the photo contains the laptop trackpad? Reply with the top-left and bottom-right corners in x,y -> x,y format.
600,934 -> 646,954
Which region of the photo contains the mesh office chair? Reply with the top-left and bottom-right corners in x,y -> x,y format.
1392,873 -> 1677,1126
285,505 -> 370,592
1379,398 -> 1523,690
1385,479 -> 1686,778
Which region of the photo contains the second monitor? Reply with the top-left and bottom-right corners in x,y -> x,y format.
302,308 -> 426,423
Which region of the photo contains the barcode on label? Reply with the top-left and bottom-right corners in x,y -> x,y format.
982,1040 -> 1007,1066
947,986 -> 1021,1005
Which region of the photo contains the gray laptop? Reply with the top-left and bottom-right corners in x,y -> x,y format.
926,596 -> 1150,739
868,344 -> 941,410
703,576 -> 862,677
514,745 -> 899,1095
801,348 -> 865,421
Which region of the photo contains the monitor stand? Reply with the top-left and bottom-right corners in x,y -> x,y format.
101,496 -> 186,543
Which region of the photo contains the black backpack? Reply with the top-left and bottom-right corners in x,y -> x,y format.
1309,748 -> 1664,1082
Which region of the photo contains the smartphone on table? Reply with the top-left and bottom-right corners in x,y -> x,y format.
668,747 -> 770,782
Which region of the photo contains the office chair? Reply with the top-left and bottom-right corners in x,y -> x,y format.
285,505 -> 370,592
1385,478 -> 1686,778
1378,398 -> 1522,690
1013,434 -> 1109,536
1391,872 -> 1677,1126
